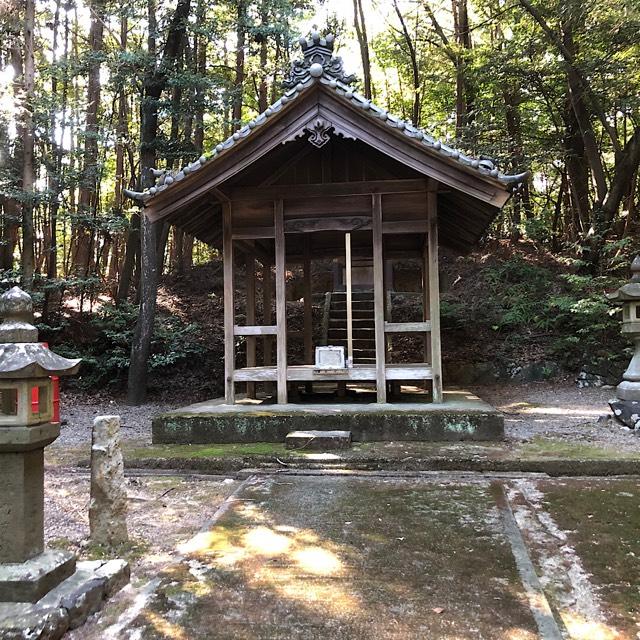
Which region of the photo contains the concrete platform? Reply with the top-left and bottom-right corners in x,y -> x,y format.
152,389 -> 504,444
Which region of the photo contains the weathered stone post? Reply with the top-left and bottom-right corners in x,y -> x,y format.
608,256 -> 640,429
0,287 -> 80,601
90,415 -> 129,545
0,288 -> 129,638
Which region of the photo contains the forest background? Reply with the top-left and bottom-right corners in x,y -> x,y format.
0,0 -> 639,402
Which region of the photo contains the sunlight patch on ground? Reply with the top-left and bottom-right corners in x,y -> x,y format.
504,627 -> 538,640
143,610 -> 189,640
562,611 -> 622,640
291,547 -> 343,576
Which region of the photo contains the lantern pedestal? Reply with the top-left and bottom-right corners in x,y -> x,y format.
0,287 -> 129,638
607,256 -> 640,429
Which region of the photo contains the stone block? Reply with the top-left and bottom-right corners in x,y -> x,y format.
90,416 -> 128,546
0,450 -> 46,563
0,558 -> 129,638
609,399 -> 640,429
0,603 -> 69,640
286,430 -> 352,450
93,559 -> 130,597
0,551 -> 75,603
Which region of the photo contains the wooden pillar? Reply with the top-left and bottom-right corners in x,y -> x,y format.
245,250 -> 256,399
372,193 -> 386,403
275,200 -> 288,404
303,237 -> 313,394
223,202 -> 235,404
262,261 -> 273,366
427,188 -> 443,403
303,236 -> 313,365
422,244 -> 433,396
345,232 -> 353,366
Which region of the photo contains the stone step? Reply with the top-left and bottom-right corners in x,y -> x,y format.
331,301 -> 374,311
329,318 -> 375,328
331,291 -> 374,301
329,309 -> 375,320
285,430 -> 352,450
328,328 -> 375,340
328,339 -> 376,350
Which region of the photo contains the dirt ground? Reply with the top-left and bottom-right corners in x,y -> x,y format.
37,382 -> 640,639
47,472 -> 640,640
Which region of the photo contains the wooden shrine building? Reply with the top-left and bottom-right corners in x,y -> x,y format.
127,31 -> 526,409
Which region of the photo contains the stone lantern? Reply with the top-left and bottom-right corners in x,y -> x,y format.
0,287 -> 128,637
607,256 -> 640,428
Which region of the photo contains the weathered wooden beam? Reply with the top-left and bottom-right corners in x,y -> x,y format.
262,261 -> 274,369
233,227 -> 275,240
345,232 -> 353,366
232,363 -> 433,382
303,236 -> 313,366
385,321 -> 432,333
229,179 -> 428,201
223,202 -> 235,404
317,91 -> 510,207
245,250 -> 256,399
230,219 -> 430,238
428,187 -> 443,403
275,199 -> 288,404
234,325 -> 277,336
372,193 -> 387,403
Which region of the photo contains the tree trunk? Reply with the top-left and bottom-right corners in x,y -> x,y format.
21,0 -> 35,287
392,0 -> 420,125
73,0 -> 105,276
353,0 -> 372,100
232,0 -> 246,125
127,0 -> 191,404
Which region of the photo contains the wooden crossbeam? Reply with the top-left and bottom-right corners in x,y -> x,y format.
229,179 -> 428,201
385,321 -> 432,333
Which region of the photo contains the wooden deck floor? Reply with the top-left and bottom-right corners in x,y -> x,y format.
233,363 -> 433,382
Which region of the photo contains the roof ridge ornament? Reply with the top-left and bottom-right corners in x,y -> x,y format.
283,28 -> 357,89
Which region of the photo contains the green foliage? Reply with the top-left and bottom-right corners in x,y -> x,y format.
53,302 -> 202,389
452,255 -> 626,375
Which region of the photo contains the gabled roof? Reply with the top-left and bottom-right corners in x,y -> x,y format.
125,30 -> 527,213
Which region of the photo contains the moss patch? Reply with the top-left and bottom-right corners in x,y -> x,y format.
519,437 -> 640,460
540,479 -> 640,636
127,441 -> 288,460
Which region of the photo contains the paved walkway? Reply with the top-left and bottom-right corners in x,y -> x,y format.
90,473 -> 637,640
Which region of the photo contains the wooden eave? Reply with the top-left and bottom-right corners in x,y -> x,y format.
143,83 -> 512,225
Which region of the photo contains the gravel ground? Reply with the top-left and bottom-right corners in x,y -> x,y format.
52,383 -> 640,452
52,392 -> 182,448
475,382 -> 640,452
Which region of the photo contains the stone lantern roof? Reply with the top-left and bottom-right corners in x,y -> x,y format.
0,287 -> 80,378
607,256 -> 640,303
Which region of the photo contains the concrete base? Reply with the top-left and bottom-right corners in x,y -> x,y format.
152,389 -> 504,444
0,551 -> 75,603
0,559 -> 129,639
285,430 -> 352,450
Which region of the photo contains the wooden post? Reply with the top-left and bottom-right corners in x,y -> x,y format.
245,249 -> 256,399
303,236 -> 313,365
345,232 -> 354,366
427,188 -> 443,403
422,244 -> 433,396
223,202 -> 235,404
275,200 -> 288,404
303,237 -> 313,394
372,193 -> 386,403
262,261 -> 273,366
